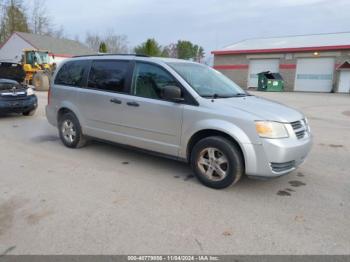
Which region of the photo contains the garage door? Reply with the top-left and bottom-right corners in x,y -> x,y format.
248,59 -> 280,88
294,58 -> 335,92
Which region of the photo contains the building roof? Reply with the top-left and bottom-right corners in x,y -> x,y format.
15,32 -> 95,56
212,32 -> 350,55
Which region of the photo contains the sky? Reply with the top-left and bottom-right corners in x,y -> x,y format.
45,0 -> 350,58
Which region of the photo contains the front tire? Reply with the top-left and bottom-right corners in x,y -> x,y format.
190,136 -> 244,189
58,112 -> 86,148
23,109 -> 36,116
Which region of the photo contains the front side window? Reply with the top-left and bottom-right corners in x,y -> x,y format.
132,62 -> 179,100
88,60 -> 129,93
168,62 -> 246,98
54,61 -> 87,87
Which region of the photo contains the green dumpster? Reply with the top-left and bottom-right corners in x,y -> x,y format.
257,71 -> 284,92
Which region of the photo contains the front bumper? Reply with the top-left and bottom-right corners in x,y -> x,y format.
244,133 -> 313,178
0,95 -> 38,114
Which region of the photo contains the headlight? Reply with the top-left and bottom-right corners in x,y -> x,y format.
255,121 -> 289,139
303,117 -> 311,133
27,87 -> 35,96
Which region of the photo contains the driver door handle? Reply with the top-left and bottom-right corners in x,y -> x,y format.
127,102 -> 140,107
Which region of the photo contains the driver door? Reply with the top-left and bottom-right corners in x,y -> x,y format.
120,62 -> 184,156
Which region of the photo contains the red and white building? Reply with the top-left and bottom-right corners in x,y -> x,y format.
212,32 -> 350,93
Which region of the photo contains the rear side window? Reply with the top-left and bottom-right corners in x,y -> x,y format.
54,61 -> 88,87
87,60 -> 129,93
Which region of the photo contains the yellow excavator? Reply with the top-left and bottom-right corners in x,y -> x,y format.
21,49 -> 56,91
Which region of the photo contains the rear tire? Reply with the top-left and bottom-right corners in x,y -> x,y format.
33,72 -> 50,91
58,112 -> 86,148
190,136 -> 244,189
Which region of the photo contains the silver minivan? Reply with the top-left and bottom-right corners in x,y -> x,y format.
46,55 -> 312,189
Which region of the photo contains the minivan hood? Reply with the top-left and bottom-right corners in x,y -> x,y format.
212,95 -> 304,122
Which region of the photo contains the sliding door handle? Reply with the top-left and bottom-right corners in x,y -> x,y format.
127,102 -> 140,107
110,98 -> 122,104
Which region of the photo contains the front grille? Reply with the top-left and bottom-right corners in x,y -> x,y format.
291,121 -> 302,130
270,161 -> 296,173
290,120 -> 308,140
0,94 -> 28,101
295,130 -> 306,139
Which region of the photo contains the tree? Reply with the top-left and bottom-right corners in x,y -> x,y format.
85,31 -> 129,53
104,30 -> 128,53
193,45 -> 205,63
99,42 -> 108,53
85,32 -> 101,52
134,38 -> 162,56
0,0 -> 30,43
176,40 -> 205,62
162,43 -> 177,58
50,25 -> 65,39
30,0 -> 49,35
176,40 -> 194,60
29,0 -> 65,38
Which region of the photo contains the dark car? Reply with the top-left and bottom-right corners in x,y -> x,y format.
0,62 -> 38,116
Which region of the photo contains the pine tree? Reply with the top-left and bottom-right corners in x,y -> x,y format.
0,0 -> 30,43
134,38 -> 162,57
99,42 -> 108,53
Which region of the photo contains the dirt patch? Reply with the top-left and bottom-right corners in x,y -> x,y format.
31,135 -> 59,143
342,111 -> 350,117
194,239 -> 203,251
26,210 -> 54,225
295,215 -> 305,223
222,230 -> 233,236
319,143 -> 344,148
289,180 -> 306,187
113,198 -> 127,205
277,190 -> 291,196
184,174 -> 195,181
0,246 -> 16,256
297,172 -> 305,177
329,144 -> 344,148
0,198 -> 28,236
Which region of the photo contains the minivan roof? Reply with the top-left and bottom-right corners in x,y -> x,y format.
71,54 -> 196,64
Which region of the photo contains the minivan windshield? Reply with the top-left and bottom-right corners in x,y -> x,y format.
167,62 -> 247,98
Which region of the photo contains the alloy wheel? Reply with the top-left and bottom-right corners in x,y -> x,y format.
197,147 -> 229,182
61,119 -> 76,144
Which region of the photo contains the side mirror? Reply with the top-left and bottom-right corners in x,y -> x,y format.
162,85 -> 184,102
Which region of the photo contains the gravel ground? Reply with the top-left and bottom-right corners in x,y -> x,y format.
0,91 -> 349,255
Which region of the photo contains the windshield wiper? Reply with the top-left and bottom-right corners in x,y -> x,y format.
234,93 -> 248,97
202,92 -> 250,99
202,93 -> 226,99
202,93 -> 221,99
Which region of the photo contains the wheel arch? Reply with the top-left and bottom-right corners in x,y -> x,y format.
56,103 -> 83,128
57,107 -> 76,122
186,129 -> 246,167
